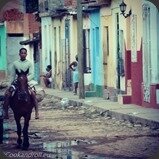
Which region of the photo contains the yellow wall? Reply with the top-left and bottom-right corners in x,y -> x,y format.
101,6 -> 121,88
100,0 -> 144,90
123,0 -> 143,50
52,16 -> 78,89
52,18 -> 62,89
101,13 -> 116,87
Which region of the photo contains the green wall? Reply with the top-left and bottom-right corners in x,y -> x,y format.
0,24 -> 7,70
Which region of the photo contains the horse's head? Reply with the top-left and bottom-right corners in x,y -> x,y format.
16,69 -> 29,90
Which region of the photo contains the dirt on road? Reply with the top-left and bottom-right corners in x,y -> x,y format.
0,94 -> 159,159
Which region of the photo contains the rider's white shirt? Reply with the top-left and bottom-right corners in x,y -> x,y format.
10,59 -> 34,84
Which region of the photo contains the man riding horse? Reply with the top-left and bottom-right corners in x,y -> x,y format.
3,48 -> 39,119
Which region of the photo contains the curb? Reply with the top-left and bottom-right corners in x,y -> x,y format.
48,93 -> 159,129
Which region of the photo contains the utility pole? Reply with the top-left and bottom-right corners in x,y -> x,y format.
77,0 -> 85,99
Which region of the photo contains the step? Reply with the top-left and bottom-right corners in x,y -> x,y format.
118,94 -> 131,104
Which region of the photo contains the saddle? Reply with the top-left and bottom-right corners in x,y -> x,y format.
10,84 -> 34,102
18,91 -> 28,102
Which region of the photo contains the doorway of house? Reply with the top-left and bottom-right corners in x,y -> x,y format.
103,26 -> 109,89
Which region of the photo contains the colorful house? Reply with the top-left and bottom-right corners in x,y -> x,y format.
100,1 -> 121,101
39,0 -> 73,89
84,6 -> 103,97
0,0 -> 40,82
83,0 -> 159,109
39,0 -> 91,90
117,0 -> 159,108
39,0 -> 159,109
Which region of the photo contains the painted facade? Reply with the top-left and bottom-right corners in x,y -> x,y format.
39,0 -> 79,90
101,1 -> 126,101
40,14 -> 76,89
41,16 -> 53,73
0,0 -> 24,80
83,14 -> 92,90
0,0 -> 40,82
0,23 -> 7,79
87,10 -> 103,97
94,0 -> 159,109
39,0 -> 159,109
117,0 -> 159,108
82,0 -> 159,108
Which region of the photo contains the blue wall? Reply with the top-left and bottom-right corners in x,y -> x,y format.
90,10 -> 103,96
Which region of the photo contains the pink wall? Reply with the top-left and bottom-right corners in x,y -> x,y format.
125,50 -> 131,85
131,49 -> 143,106
125,44 -> 143,106
125,43 -> 159,109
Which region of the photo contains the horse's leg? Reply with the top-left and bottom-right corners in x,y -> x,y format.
31,91 -> 39,119
22,113 -> 31,150
14,115 -> 22,148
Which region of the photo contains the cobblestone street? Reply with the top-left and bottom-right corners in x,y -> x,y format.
1,94 -> 159,159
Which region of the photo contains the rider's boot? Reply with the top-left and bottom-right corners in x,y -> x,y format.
34,99 -> 39,119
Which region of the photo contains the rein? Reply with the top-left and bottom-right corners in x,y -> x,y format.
15,69 -> 30,102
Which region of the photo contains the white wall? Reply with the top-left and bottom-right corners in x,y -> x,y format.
41,16 -> 53,73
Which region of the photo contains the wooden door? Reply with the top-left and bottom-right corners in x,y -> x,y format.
103,26 -> 109,88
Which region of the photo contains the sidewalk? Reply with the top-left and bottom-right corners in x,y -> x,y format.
42,87 -> 159,129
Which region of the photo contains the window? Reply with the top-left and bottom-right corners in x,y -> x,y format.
106,26 -> 109,56
83,29 -> 91,73
25,0 -> 38,13
95,27 -> 99,56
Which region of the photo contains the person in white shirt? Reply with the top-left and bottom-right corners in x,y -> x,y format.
3,48 -> 39,119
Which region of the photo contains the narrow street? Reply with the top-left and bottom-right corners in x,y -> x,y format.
1,94 -> 159,159
1,0 -> 159,159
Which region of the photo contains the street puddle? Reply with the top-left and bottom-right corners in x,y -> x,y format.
3,122 -> 9,144
43,140 -> 106,159
3,134 -> 9,144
